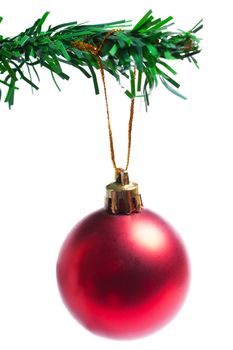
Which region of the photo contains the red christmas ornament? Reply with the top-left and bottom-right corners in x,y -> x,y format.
57,170 -> 189,339
56,30 -> 191,339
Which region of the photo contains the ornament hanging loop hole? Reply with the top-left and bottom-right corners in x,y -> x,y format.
115,167 -> 129,185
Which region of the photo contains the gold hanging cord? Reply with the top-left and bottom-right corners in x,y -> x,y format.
71,29 -> 136,172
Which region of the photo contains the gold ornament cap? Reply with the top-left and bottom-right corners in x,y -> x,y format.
105,168 -> 143,215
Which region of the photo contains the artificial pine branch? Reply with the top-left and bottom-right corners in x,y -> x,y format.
0,10 -> 203,109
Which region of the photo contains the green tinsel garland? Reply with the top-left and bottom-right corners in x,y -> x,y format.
0,10 -> 203,109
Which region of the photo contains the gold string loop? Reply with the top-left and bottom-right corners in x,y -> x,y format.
71,30 -> 136,172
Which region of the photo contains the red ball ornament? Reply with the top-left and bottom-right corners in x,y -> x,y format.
57,170 -> 190,339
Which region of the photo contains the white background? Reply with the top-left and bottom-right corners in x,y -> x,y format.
0,1 -> 232,349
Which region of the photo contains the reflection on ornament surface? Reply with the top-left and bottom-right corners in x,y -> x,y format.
132,221 -> 167,251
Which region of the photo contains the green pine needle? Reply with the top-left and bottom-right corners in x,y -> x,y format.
0,10 -> 203,109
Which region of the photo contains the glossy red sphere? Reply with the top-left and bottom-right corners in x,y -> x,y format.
57,208 -> 189,339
